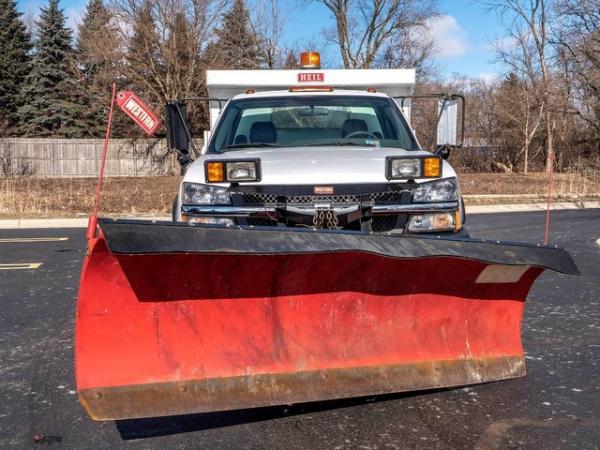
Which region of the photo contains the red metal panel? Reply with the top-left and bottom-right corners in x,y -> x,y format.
75,235 -> 542,419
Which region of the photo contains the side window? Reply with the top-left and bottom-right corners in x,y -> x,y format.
212,105 -> 240,150
382,104 -> 413,148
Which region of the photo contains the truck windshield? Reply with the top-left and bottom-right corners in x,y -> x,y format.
208,95 -> 419,153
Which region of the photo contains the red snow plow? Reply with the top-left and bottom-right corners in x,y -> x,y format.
76,219 -> 578,420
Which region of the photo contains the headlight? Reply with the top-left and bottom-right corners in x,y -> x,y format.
386,156 -> 441,179
183,183 -> 231,205
390,159 -> 420,178
227,161 -> 257,181
407,213 -> 457,232
205,160 -> 260,182
413,178 -> 458,202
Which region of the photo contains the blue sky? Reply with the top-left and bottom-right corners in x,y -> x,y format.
16,0 -> 507,79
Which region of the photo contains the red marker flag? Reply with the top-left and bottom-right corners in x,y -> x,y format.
116,91 -> 160,135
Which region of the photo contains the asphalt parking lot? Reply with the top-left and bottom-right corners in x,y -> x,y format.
1,209 -> 599,449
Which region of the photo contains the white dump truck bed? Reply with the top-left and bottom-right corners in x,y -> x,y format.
206,68 -> 416,128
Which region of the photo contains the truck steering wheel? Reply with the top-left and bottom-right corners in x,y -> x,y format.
343,130 -> 379,140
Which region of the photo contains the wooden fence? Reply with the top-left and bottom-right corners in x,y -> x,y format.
0,138 -> 181,178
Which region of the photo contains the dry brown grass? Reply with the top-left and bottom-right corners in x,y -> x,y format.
0,176 -> 181,218
460,172 -> 600,195
1,172 -> 598,218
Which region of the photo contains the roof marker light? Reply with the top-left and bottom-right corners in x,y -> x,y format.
288,86 -> 334,92
300,51 -> 321,69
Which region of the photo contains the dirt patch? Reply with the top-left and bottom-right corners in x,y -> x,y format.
0,173 -> 598,218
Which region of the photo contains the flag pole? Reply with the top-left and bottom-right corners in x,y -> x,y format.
86,82 -> 117,240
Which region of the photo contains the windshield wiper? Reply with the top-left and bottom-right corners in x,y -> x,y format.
299,141 -> 377,147
224,142 -> 281,149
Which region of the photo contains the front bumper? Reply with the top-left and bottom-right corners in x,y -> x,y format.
179,183 -> 461,232
181,202 -> 461,234
181,202 -> 459,217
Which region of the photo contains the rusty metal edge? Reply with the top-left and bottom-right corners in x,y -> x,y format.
79,355 -> 525,421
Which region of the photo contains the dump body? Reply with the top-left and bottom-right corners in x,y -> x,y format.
75,219 -> 577,420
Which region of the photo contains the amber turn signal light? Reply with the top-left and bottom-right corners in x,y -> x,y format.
423,157 -> 441,177
206,162 -> 224,182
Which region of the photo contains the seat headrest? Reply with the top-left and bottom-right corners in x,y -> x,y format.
341,119 -> 368,137
250,122 -> 277,143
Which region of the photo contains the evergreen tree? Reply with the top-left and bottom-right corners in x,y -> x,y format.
165,12 -> 194,87
75,0 -> 118,84
127,1 -> 161,99
76,0 -> 119,136
0,0 -> 32,131
120,1 -> 161,137
209,0 -> 262,69
17,0 -> 88,137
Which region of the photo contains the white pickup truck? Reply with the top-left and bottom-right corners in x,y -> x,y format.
167,52 -> 465,234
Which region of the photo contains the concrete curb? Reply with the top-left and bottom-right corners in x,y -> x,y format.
0,216 -> 170,230
466,201 -> 600,214
464,194 -> 600,199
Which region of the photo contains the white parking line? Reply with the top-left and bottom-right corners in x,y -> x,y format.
0,237 -> 69,243
0,263 -> 43,270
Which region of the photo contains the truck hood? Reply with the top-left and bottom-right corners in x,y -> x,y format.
184,146 -> 457,185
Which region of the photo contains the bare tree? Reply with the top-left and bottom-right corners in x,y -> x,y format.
492,28 -> 546,173
313,0 -> 438,69
486,0 -> 556,173
555,0 -> 600,159
252,0 -> 288,68
376,24 -> 438,78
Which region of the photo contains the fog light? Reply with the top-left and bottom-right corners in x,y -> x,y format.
186,217 -> 234,226
407,213 -> 455,232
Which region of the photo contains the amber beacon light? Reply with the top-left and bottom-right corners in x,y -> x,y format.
300,51 -> 321,69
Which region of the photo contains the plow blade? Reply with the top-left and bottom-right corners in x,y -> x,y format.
76,219 -> 578,420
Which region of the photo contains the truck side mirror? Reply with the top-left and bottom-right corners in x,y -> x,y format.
166,101 -> 190,152
166,102 -> 193,167
436,98 -> 458,147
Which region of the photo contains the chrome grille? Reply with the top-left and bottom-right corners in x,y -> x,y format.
241,191 -> 404,206
371,192 -> 404,204
242,192 -> 278,205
